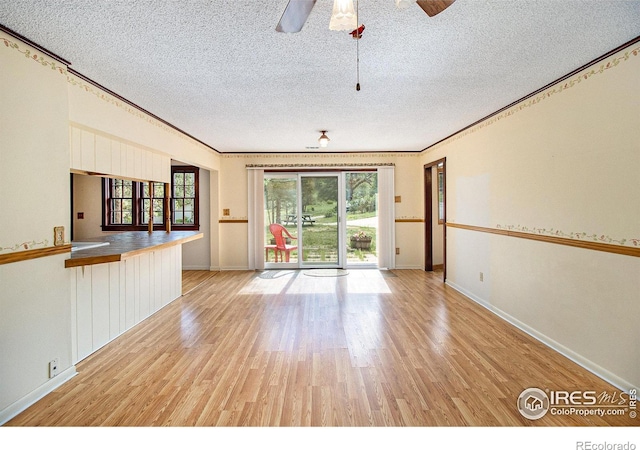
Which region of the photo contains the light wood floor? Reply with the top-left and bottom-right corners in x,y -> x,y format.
6,269 -> 634,426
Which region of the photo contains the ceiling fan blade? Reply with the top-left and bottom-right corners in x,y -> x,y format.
416,0 -> 456,17
276,0 -> 317,33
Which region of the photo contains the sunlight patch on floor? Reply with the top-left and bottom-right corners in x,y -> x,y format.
238,269 -> 391,296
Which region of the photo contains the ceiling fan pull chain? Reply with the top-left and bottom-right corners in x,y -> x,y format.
356,0 -> 360,91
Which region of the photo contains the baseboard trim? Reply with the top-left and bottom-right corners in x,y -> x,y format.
446,280 -> 637,393
0,366 -> 77,426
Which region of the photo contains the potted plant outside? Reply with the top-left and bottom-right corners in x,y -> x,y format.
350,231 -> 372,250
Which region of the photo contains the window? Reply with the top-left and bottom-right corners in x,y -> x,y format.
141,181 -> 166,225
110,179 -> 134,225
103,166 -> 199,231
171,167 -> 198,228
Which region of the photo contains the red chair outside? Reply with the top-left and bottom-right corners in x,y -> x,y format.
268,223 -> 298,262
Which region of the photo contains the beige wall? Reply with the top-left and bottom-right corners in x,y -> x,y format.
0,30 -> 74,421
72,174 -> 105,240
422,45 -> 640,390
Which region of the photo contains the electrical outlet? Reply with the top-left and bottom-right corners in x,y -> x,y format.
396,248 -> 400,255
479,272 -> 484,282
49,358 -> 59,378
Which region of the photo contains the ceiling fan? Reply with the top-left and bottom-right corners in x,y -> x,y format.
276,0 -> 456,33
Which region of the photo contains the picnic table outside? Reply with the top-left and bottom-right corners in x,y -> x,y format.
284,214 -> 315,226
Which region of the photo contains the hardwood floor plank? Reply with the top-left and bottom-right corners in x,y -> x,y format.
5,270 -> 636,427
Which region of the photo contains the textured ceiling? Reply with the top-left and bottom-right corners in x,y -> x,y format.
1,1 -> 639,153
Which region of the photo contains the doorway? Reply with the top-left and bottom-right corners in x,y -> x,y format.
424,158 -> 446,278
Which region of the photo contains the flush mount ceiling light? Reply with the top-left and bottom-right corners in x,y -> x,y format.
329,0 -> 357,31
318,131 -> 330,148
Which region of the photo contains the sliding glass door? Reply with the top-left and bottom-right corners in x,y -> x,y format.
264,173 -> 343,269
262,171 -> 380,269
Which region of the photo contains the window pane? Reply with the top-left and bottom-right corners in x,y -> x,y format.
123,182 -> 133,198
184,212 -> 193,224
185,185 -> 195,197
185,173 -> 194,185
184,199 -> 194,212
174,199 -> 184,210
174,173 -> 184,185
154,183 -> 165,198
141,199 -> 150,223
174,185 -> 184,198
174,211 -> 184,224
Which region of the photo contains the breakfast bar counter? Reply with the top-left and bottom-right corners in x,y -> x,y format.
66,231 -> 203,268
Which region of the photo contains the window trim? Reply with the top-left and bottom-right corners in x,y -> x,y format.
171,166 -> 200,231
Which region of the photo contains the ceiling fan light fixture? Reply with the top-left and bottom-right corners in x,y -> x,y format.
318,131 -> 330,148
395,0 -> 416,9
329,0 -> 357,31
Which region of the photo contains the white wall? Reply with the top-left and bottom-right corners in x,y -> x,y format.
0,30 -> 74,423
423,45 -> 640,390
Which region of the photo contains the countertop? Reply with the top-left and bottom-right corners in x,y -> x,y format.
65,231 -> 203,268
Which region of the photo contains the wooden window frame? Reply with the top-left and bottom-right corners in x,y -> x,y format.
171,166 -> 200,231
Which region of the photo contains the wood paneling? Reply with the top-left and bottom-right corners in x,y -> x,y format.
68,124 -> 172,183
70,246 -> 182,365
8,270 -> 634,426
